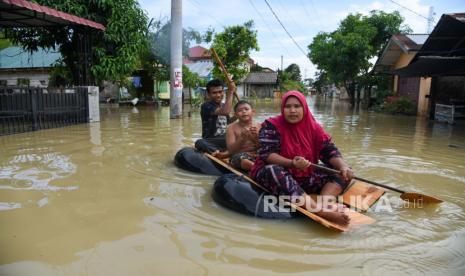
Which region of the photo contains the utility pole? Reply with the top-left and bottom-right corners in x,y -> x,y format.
170,0 -> 183,118
427,6 -> 435,34
280,55 -> 283,71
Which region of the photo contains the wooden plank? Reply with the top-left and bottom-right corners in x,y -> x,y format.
341,180 -> 386,212
289,203 -> 375,232
204,152 -> 375,232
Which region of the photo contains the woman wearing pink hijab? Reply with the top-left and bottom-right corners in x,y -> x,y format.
250,91 -> 354,225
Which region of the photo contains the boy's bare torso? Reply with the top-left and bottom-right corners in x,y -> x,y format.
229,121 -> 261,154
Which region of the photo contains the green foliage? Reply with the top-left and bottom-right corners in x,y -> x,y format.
373,89 -> 391,105
277,69 -> 288,86
278,65 -> 305,92
149,21 -> 201,66
210,20 -> 259,82
281,80 -> 306,93
364,11 -> 412,54
250,63 -> 265,72
308,10 -> 409,104
8,0 -> 149,85
183,65 -> 203,88
0,36 -> 11,50
380,96 -> 416,115
313,71 -> 330,93
16,78 -> 30,86
190,96 -> 204,111
48,61 -> 73,87
144,21 -> 202,83
284,63 -> 301,82
304,77 -> 314,87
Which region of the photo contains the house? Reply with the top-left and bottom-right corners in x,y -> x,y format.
184,46 -> 213,80
392,13 -> 465,123
186,46 -> 211,62
372,34 -> 430,115
183,45 -> 255,81
242,72 -> 278,98
181,45 -> 257,99
0,46 -> 60,87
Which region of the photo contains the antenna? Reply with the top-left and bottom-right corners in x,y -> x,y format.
427,6 -> 435,34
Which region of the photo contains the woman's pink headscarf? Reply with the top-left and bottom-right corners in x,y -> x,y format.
268,91 -> 331,177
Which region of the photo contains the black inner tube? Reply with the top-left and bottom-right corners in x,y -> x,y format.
212,174 -> 298,219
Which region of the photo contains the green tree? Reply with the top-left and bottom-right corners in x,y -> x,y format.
278,69 -> 305,93
149,21 -> 201,67
284,63 -> 301,82
313,71 -> 330,94
8,0 -> 148,85
250,63 -> 265,72
183,65 -> 204,103
0,30 -> 11,50
308,10 -> 409,105
209,20 -> 259,83
304,77 -> 314,88
144,21 -> 201,81
142,20 -> 202,100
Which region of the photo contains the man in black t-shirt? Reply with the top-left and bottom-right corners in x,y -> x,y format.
195,79 -> 235,153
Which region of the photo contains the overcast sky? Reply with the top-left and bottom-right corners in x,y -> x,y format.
139,0 -> 465,79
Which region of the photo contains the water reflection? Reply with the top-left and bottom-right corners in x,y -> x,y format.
0,100 -> 465,275
0,152 -> 77,191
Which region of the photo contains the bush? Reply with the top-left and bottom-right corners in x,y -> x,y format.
281,80 -> 306,94
374,89 -> 392,105
380,96 -> 416,115
48,64 -> 72,88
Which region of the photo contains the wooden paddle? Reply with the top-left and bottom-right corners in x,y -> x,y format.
204,153 -> 375,232
310,163 -> 443,204
210,48 -> 240,102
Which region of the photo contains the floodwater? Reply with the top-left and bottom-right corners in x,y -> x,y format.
1,97 -> 465,275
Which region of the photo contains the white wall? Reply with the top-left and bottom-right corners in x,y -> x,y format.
236,83 -> 244,98
0,70 -> 50,87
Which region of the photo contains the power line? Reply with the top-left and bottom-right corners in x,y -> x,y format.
309,0 -> 320,19
277,0 -> 307,36
299,0 -> 317,27
389,0 -> 435,23
185,0 -> 225,28
247,0 -> 294,58
263,0 -> 308,57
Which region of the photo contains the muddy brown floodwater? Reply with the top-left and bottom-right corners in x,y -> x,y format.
1,96 -> 465,275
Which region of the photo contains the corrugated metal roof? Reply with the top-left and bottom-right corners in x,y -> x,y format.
0,46 -> 61,69
392,34 -> 426,52
243,72 -> 278,84
0,0 -> 105,30
392,12 -> 465,77
373,34 -> 427,73
185,60 -> 213,78
406,34 -> 428,46
415,13 -> 465,58
392,56 -> 465,77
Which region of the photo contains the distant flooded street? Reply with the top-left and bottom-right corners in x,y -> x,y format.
1,96 -> 465,275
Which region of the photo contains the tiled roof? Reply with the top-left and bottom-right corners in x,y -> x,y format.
189,46 -> 210,59
372,34 -> 428,73
0,0 -> 105,30
0,46 -> 61,69
243,72 -> 278,84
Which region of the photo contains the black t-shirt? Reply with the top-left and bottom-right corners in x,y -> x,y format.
200,101 -> 228,139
